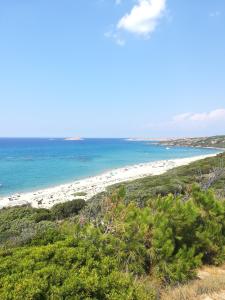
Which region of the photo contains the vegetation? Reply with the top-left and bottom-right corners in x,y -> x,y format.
0,186 -> 225,299
85,152 -> 225,219
51,199 -> 86,220
0,199 -> 86,247
73,192 -> 87,197
0,152 -> 225,299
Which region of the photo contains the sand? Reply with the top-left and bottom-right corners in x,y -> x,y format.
0,153 -> 219,209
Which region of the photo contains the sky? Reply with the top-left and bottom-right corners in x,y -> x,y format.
0,0 -> 225,138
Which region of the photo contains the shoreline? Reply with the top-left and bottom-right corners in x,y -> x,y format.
0,152 -> 220,209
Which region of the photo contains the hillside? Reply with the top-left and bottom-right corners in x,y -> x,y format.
86,151 -> 225,218
159,135 -> 225,149
0,151 -> 224,299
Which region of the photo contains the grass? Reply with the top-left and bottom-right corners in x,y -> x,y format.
161,265 -> 225,300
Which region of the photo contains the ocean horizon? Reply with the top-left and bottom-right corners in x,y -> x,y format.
0,138 -> 219,196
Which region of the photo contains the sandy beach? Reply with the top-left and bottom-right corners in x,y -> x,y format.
0,153 -> 219,209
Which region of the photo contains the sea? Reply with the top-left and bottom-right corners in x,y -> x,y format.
0,138 -> 220,196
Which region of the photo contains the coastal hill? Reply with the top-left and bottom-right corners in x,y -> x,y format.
0,142 -> 224,299
159,135 -> 225,149
87,151 -> 225,216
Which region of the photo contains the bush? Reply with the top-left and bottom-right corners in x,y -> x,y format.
100,187 -> 225,283
30,221 -> 64,246
0,187 -> 224,297
33,209 -> 52,223
0,206 -> 63,247
149,187 -> 225,283
51,199 -> 86,220
0,227 -> 154,299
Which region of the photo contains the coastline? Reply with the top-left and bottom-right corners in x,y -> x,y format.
0,152 -> 220,209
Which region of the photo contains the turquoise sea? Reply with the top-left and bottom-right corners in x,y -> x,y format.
0,138 -> 219,196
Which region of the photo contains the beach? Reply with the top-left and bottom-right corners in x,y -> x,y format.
0,153 -> 218,209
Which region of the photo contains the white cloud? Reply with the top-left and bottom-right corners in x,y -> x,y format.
117,0 -> 166,35
104,30 -> 126,46
145,108 -> 225,137
173,113 -> 193,122
105,0 -> 167,45
173,109 -> 225,123
209,11 -> 221,18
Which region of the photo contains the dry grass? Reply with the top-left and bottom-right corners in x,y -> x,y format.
161,265 -> 225,300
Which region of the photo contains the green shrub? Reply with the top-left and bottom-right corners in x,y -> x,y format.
0,226 -> 154,299
30,221 -> 64,246
0,185 -> 224,297
149,187 -> 225,283
0,206 -> 64,247
51,199 -> 86,220
33,208 -> 52,223
73,192 -> 87,197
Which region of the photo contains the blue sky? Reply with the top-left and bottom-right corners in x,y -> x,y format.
0,0 -> 225,138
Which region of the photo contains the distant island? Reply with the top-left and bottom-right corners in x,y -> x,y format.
64,137 -> 84,141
